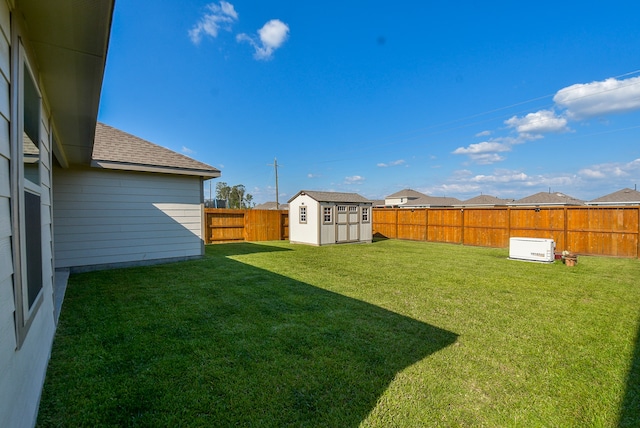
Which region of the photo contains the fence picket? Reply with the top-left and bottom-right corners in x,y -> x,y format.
204,206 -> 639,258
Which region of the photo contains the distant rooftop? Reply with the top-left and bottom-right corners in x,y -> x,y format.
254,202 -> 289,210
511,191 -> 583,206
586,188 -> 640,205
386,189 -> 427,199
457,195 -> 514,206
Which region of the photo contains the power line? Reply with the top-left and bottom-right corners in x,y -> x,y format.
296,68 -> 640,165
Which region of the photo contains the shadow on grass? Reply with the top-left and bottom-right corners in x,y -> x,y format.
618,313 -> 640,427
372,232 -> 390,242
207,241 -> 293,256
38,243 -> 457,427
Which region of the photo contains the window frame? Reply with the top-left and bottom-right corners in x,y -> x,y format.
299,206 -> 307,224
322,206 -> 333,224
362,206 -> 370,223
11,35 -> 45,349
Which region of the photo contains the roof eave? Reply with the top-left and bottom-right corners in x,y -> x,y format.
91,160 -> 222,179
18,0 -> 115,167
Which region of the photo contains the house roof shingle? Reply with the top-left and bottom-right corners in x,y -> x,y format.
91,122 -> 221,178
289,190 -> 372,204
253,202 -> 289,210
511,191 -> 583,206
409,195 -> 461,207
386,189 -> 426,199
458,194 -> 514,206
587,188 -> 640,205
384,189 -> 460,207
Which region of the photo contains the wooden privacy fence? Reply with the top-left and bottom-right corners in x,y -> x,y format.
373,206 -> 640,258
204,209 -> 289,244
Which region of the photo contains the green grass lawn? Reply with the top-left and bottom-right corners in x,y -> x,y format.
38,240 -> 640,427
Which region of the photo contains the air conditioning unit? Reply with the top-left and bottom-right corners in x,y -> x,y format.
509,237 -> 555,263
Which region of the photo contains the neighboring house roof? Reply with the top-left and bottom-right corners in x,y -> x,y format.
386,189 -> 426,199
456,195 -> 514,207
91,123 -> 221,178
510,191 -> 584,206
254,202 -> 289,210
404,195 -> 462,207
586,188 -> 640,205
371,200 -> 387,207
288,190 -> 372,204
384,189 -> 459,207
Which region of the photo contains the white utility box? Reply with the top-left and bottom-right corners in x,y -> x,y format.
509,237 -> 555,263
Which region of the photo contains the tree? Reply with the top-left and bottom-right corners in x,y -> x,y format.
244,193 -> 254,208
215,182 -> 231,201
216,182 -> 253,208
229,184 -> 245,209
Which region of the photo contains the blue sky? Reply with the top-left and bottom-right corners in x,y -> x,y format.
98,1 -> 640,204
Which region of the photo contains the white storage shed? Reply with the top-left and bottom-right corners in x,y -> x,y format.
288,191 -> 373,246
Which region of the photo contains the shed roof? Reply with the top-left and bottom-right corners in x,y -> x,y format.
91,123 -> 221,178
586,188 -> 640,205
289,190 -> 372,204
511,191 -> 583,206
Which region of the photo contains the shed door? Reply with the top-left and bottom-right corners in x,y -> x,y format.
336,205 -> 359,243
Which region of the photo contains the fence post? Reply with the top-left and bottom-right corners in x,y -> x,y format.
395,209 -> 399,239
507,207 -> 511,240
564,207 -> 568,252
425,208 -> 428,241
460,208 -> 465,245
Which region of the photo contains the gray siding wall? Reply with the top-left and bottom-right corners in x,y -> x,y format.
0,1 -> 14,419
0,2 -> 57,425
53,167 -> 205,270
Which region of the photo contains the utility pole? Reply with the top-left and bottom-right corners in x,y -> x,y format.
268,158 -> 280,209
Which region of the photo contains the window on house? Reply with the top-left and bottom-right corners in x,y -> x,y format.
349,206 -> 358,212
362,207 -> 370,223
13,43 -> 44,348
22,60 -> 42,312
323,206 -> 332,223
337,205 -> 346,212
23,66 -> 40,185
299,206 -> 307,223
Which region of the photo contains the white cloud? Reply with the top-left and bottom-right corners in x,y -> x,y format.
578,168 -> 606,179
453,141 -> 510,155
237,19 -> 289,60
475,130 -> 491,137
377,159 -> 405,167
470,171 -> 529,183
189,1 -> 238,44
452,141 -> 510,164
181,146 -> 195,155
505,109 -> 570,134
345,175 -> 364,184
578,158 -> 640,179
554,76 -> 640,120
307,173 -> 320,178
